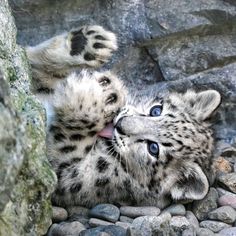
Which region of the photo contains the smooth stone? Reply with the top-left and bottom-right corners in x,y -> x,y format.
217,187 -> 236,197
192,188 -> 218,221
79,225 -> 126,236
219,227 -> 236,236
217,173 -> 236,193
170,216 -> 190,233
196,228 -> 214,236
120,206 -> 160,218
182,227 -> 196,236
66,206 -> 89,217
115,221 -> 131,229
163,204 -> 186,216
47,221 -> 86,236
126,227 -> 142,236
52,206 -> 68,223
67,214 -> 90,228
218,194 -> 236,209
199,220 -> 231,233
131,212 -> 172,236
185,211 -> 199,231
89,204 -> 120,223
119,215 -> 134,223
89,218 -> 114,227
208,206 -> 236,224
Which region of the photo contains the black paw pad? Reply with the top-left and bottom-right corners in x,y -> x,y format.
99,76 -> 111,86
106,93 -> 118,105
93,43 -> 106,49
95,35 -> 106,40
84,52 -> 96,61
87,30 -> 96,35
70,29 -> 87,56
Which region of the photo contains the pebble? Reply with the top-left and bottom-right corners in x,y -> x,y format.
218,194 -> 236,209
67,214 -> 89,227
163,204 -> 186,216
47,221 -> 86,236
208,206 -> 236,224
119,215 -> 134,223
79,225 -> 126,236
52,206 -> 68,223
217,187 -> 235,197
170,216 -> 190,234
115,221 -> 131,229
185,211 -> 199,231
66,206 -> 89,217
197,227 -> 214,236
89,218 -> 114,227
120,206 -> 160,218
199,220 -> 231,233
130,212 -> 171,236
217,173 -> 236,193
192,188 -> 218,221
219,227 -> 236,236
89,204 -> 120,223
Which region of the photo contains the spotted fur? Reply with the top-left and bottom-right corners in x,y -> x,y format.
27,25 -> 221,209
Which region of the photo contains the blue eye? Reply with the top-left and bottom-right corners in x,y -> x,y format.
150,105 -> 162,117
148,141 -> 159,157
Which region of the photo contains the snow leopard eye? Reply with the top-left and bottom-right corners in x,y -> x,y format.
150,105 -> 162,117
148,141 -> 159,157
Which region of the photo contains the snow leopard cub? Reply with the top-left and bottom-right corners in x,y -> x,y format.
27,25 -> 221,208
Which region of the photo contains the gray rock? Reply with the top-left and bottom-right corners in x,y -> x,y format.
89,218 -> 114,227
131,212 -> 172,236
185,211 -> 199,231
66,206 -> 89,217
120,206 -> 160,218
182,227 -> 196,236
208,206 -> 236,224
192,188 -> 219,221
199,220 -> 231,233
217,187 -> 236,197
197,228 -> 214,236
217,173 -> 236,193
170,216 -> 191,234
47,221 -> 86,236
126,227 -> 142,236
219,227 -> 236,236
79,225 -> 126,236
115,221 -> 131,229
163,204 -> 186,216
52,206 -> 68,223
89,204 -> 120,223
67,214 -> 90,228
120,215 -> 134,223
218,194 -> 236,209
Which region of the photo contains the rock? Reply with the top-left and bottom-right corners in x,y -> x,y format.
120,206 -> 160,218
185,211 -> 199,231
52,206 -> 68,223
199,220 -> 231,233
217,173 -> 236,193
47,221 -> 86,236
89,218 -> 114,227
192,188 -> 218,221
131,212 -> 172,236
120,215 -> 134,223
126,227 -> 143,236
115,221 -> 131,229
79,225 -> 126,236
66,206 -> 89,217
197,228 -> 214,236
218,194 -> 236,209
89,204 -> 120,223
217,187 -> 235,197
0,1 -> 56,235
182,227 -> 196,236
67,214 -> 90,228
208,206 -> 236,224
170,216 -> 190,234
219,227 -> 236,236
214,157 -> 232,173
163,204 -> 186,216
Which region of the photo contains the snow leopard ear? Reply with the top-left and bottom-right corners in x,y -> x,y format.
170,164 -> 209,201
187,90 -> 221,121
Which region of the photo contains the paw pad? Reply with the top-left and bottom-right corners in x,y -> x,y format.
70,29 -> 87,56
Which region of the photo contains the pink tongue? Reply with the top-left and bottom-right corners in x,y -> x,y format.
98,123 -> 114,139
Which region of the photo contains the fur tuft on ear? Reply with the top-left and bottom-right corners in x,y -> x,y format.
187,90 -> 221,121
170,164 -> 209,201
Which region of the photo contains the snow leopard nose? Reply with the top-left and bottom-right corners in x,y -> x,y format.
115,117 -> 126,135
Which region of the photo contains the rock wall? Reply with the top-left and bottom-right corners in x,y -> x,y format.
0,1 -> 56,235
9,0 -> 236,146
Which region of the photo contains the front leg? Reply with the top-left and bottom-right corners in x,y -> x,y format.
47,70 -> 126,167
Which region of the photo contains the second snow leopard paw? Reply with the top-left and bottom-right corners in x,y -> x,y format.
69,25 -> 117,67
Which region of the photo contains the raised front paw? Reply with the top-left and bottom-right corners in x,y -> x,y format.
69,25 -> 117,67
